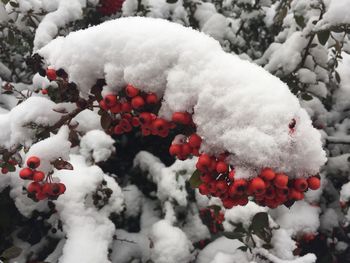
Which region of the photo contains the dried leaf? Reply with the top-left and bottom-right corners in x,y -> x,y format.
52,158 -> 73,170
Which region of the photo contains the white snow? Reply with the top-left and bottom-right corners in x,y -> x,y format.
80,130 -> 115,163
38,17 -> 326,179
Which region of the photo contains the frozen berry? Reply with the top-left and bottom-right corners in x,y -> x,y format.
1,167 -> 8,174
104,94 -> 117,107
27,156 -> 40,169
172,112 -> 192,125
216,161 -> 228,174
307,176 -> 320,190
260,168 -> 276,181
274,173 -> 288,189
131,96 -> 145,109
188,134 -> 202,148
146,93 -> 158,104
248,177 -> 266,195
294,178 -> 308,192
46,68 -> 57,81
27,182 -> 41,193
33,171 -> 45,182
198,184 -> 209,195
169,144 -> 181,156
125,84 -> 139,97
19,168 -> 33,179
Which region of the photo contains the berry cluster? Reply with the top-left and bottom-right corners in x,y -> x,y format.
99,84 -> 178,137
19,156 -> 66,201
196,163 -> 321,209
0,158 -> 17,174
199,207 -> 225,234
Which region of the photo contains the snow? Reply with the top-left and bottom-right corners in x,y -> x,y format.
79,130 -> 115,163
54,154 -> 124,263
0,96 -> 65,148
315,0 -> 350,30
38,17 -> 326,179
272,201 -> 320,236
149,220 -> 193,263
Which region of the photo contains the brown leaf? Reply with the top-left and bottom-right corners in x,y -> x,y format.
52,158 -> 74,170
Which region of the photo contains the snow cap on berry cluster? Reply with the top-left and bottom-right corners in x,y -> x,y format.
38,17 -> 326,178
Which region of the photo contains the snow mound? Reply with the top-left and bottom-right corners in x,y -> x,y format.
38,17 -> 326,178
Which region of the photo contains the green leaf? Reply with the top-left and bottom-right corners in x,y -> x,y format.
335,71 -> 341,83
222,232 -> 245,240
251,212 -> 269,233
237,245 -> 248,252
233,223 -> 246,234
1,0 -> 10,4
166,0 -> 177,3
262,243 -> 273,249
294,15 -> 305,28
100,111 -> 112,130
301,93 -> 313,101
9,1 -> 19,7
1,246 -> 22,259
317,30 -> 330,45
189,169 -> 201,188
7,165 -> 15,172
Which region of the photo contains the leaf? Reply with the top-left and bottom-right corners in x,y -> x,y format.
234,223 -> 246,234
335,71 -> 341,83
317,30 -> 330,45
1,0 -> 10,4
9,1 -> 19,7
166,0 -> 178,3
294,15 -> 305,28
100,111 -> 112,130
222,232 -> 245,240
262,243 -> 273,249
52,158 -> 73,170
301,93 -> 313,101
1,246 -> 22,259
189,169 -> 202,188
7,165 -> 15,172
237,245 -> 248,252
251,212 -> 269,233
52,107 -> 68,114
310,43 -> 318,48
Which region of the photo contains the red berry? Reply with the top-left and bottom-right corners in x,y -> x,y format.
228,170 -> 235,181
42,183 -> 53,195
188,134 -> 202,148
229,179 -> 247,196
181,143 -> 192,157
119,119 -> 132,132
222,198 -> 237,209
46,68 -> 57,81
200,173 -> 213,184
192,148 -> 200,156
216,180 -> 228,195
274,173 -> 289,189
110,103 -> 122,114
19,168 -> 33,179
41,89 -> 48,95
169,144 -> 181,156
216,161 -> 228,174
264,187 -> 276,200
121,102 -> 132,112
33,171 -> 45,182
294,178 -> 308,192
51,183 -> 61,195
139,112 -> 153,125
237,196 -> 249,206
146,93 -> 158,104
104,94 -> 117,107
27,182 -> 41,193
172,112 -> 192,125
114,125 -> 123,135
125,84 -> 139,97
260,168 -> 276,181
36,191 -> 47,200
141,126 -> 152,136
249,177 -> 266,195
99,100 -> 109,111
196,154 -> 212,173
276,187 -> 289,197
131,117 -> 140,127
307,176 -> 320,190
289,188 -> 304,200
27,156 -> 40,169
198,184 -> 210,195
152,118 -> 169,136
131,96 -> 145,109
58,183 -> 66,194
1,167 -> 8,174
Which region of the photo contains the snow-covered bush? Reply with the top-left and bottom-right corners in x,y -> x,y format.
0,0 -> 350,263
